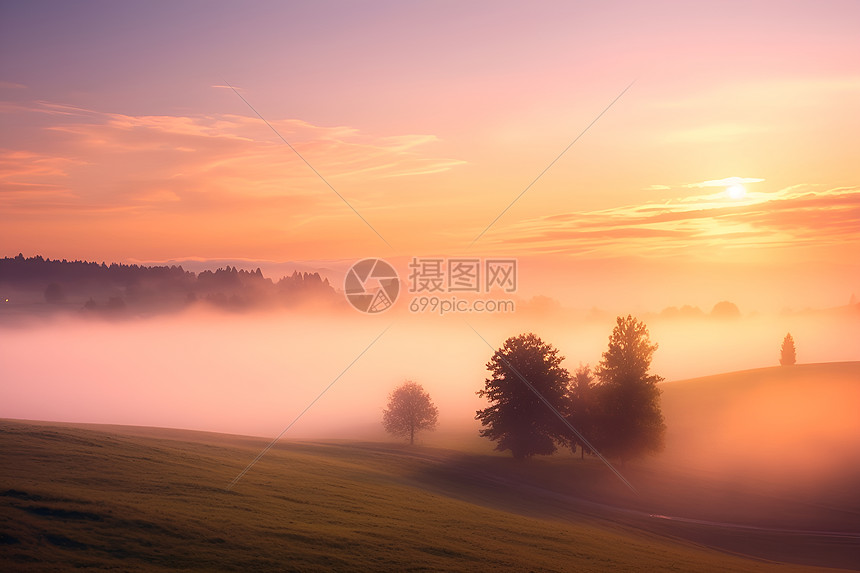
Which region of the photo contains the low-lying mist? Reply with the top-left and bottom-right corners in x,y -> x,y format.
659,362 -> 860,493
2,307 -> 858,470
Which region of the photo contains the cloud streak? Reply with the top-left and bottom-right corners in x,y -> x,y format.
686,177 -> 765,189
483,185 -> 860,259
0,100 -> 465,217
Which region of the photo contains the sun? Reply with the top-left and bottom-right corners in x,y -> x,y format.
726,183 -> 746,200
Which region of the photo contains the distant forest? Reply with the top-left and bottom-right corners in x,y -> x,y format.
0,254 -> 341,316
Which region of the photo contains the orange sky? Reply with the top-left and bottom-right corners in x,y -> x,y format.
2,3 -> 859,439
1,1 -> 858,310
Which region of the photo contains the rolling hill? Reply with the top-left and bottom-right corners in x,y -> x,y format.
1,362 -> 859,571
659,361 -> 860,493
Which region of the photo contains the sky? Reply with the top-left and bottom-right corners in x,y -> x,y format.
1,1 -> 859,438
1,1 -> 859,303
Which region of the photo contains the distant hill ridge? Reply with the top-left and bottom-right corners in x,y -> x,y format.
662,360 -> 860,386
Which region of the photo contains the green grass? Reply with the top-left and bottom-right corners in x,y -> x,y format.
1,419 -> 849,572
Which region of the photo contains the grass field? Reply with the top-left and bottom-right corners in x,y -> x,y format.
2,363 -> 859,571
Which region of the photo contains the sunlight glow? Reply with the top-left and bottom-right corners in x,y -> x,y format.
727,184 -> 747,200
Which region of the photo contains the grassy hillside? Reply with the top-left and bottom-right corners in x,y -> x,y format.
660,362 -> 860,493
1,419 -> 850,572
2,362 -> 858,571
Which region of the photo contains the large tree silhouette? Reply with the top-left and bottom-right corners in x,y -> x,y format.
780,333 -> 797,366
593,315 -> 665,464
382,381 -> 438,445
475,333 -> 570,459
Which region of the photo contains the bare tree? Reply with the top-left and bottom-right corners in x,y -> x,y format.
382,381 -> 438,445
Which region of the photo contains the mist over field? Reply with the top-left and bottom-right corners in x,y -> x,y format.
661,363 -> 860,489
3,305 -> 860,569
2,305 -> 857,441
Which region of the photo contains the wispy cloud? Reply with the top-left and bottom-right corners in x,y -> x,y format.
640,177 -> 765,195
481,185 -> 860,259
0,100 -> 465,217
685,176 -> 765,189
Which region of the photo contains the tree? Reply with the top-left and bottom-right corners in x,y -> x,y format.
593,315 -> 665,464
567,364 -> 596,459
382,381 -> 438,445
475,333 -> 570,459
780,333 -> 796,366
711,300 -> 741,319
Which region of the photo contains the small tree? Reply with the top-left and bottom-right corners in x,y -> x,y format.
567,364 -> 596,459
476,333 -> 570,459
594,315 -> 665,464
382,381 -> 438,445
780,333 -> 796,366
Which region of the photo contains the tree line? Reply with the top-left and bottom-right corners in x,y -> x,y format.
0,253 -> 340,313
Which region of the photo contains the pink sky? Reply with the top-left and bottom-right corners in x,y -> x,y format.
0,1 -> 858,309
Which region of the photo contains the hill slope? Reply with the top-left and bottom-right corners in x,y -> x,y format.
660,361 -> 860,491
1,419 -> 850,572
